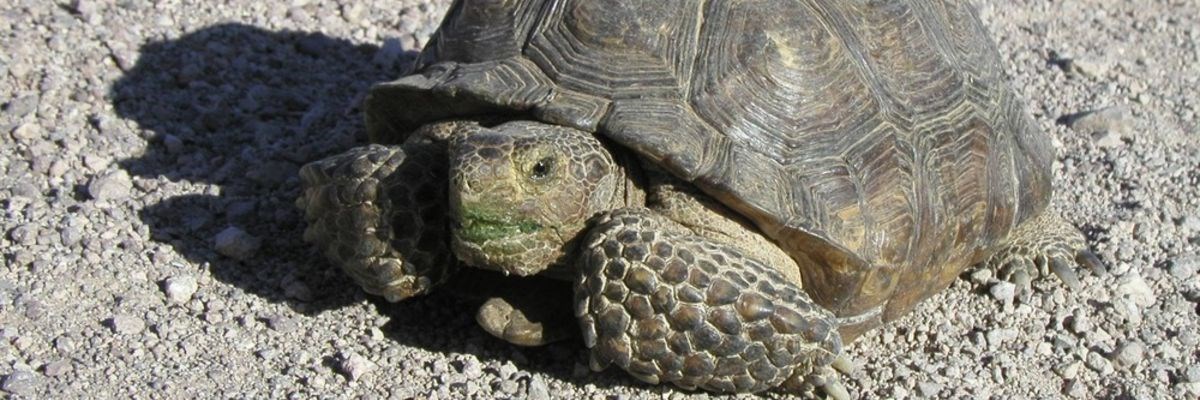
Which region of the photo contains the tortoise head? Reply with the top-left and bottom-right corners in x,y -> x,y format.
448,121 -> 624,276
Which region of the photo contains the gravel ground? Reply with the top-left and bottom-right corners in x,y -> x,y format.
1,0 -> 1197,398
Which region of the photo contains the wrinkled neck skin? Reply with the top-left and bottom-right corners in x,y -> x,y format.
445,120 -> 643,279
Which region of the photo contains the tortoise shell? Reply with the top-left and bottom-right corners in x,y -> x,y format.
364,0 -> 1053,337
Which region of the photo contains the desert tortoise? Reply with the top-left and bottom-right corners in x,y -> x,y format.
297,0 -> 1102,395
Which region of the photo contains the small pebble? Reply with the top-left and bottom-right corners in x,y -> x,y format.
266,315 -> 298,333
109,314 -> 145,334
163,134 -> 184,154
1111,341 -> 1145,369
338,352 -> 376,382
1168,256 -> 1198,280
1085,351 -> 1114,376
1066,105 -> 1133,148
87,170 -> 133,201
213,227 -> 261,260
917,381 -> 942,397
1116,274 -> 1157,308
162,275 -> 198,303
1184,365 -> 1200,383
527,377 -> 551,400
43,360 -> 72,377
2,370 -> 38,396
990,281 -> 1016,304
10,122 -> 43,141
283,280 -> 313,302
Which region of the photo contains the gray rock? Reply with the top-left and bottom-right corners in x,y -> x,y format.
213,226 -> 261,260
2,370 -> 38,396
43,359 -> 72,377
266,315 -> 298,333
1066,106 -> 1133,146
283,280 -> 313,302
163,134 -> 184,154
1184,366 -> 1200,383
1085,351 -> 1114,376
109,314 -> 145,335
917,381 -> 942,397
3,94 -> 39,118
1064,379 -> 1087,398
987,327 -> 1018,347
1169,256 -> 1198,280
372,37 -> 405,69
10,122 -> 43,141
163,275 -> 198,303
527,377 -> 551,400
1116,274 -> 1157,308
1111,341 -> 1145,369
990,281 -> 1016,304
10,182 -> 40,199
87,170 -> 133,201
338,352 -> 376,382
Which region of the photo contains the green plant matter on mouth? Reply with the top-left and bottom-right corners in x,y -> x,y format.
458,208 -> 542,243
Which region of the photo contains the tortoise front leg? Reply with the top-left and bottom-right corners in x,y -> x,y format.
575,208 -> 844,395
297,137 -> 456,302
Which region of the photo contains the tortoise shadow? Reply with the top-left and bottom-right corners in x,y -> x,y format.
108,22 -> 649,393
110,23 -> 416,313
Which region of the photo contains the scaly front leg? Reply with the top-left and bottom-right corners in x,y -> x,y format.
575,208 -> 845,396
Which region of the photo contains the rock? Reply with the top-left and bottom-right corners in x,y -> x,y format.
917,381 -> 942,397
986,327 -> 1018,348
283,280 -> 313,302
989,281 -> 1016,304
109,314 -> 145,334
213,227 -> 261,260
1054,361 -> 1082,380
265,315 -> 298,333
3,94 -> 39,118
1180,216 -> 1200,233
163,134 -> 184,154
10,182 -> 39,199
1063,379 -> 1087,398
1115,274 -> 1157,308
1085,351 -> 1114,376
87,170 -> 133,201
2,370 -> 38,396
1068,308 -> 1092,334
10,122 -> 43,141
1110,341 -> 1145,369
968,268 -> 993,285
1064,57 -> 1111,78
527,377 -> 551,400
1185,365 -> 1200,383
1169,256 -> 1199,280
498,380 -> 519,394
1065,106 -> 1133,147
163,275 -> 198,303
338,352 -> 376,382
372,37 -> 405,69
43,359 -> 72,377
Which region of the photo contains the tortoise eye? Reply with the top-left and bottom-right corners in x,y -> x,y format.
530,157 -> 555,180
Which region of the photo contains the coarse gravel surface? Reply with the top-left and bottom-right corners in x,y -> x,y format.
1,0 -> 1197,398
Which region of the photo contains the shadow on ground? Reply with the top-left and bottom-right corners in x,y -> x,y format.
112,23 -> 411,313
109,22 -> 636,390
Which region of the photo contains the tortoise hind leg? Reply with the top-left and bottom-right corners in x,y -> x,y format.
984,208 -> 1106,303
442,268 -> 577,346
575,208 -> 844,396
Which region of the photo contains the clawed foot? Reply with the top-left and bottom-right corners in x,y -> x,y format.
984,210 -> 1107,304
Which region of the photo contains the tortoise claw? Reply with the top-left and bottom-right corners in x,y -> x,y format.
1050,256 -> 1082,291
1076,250 -> 1107,275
